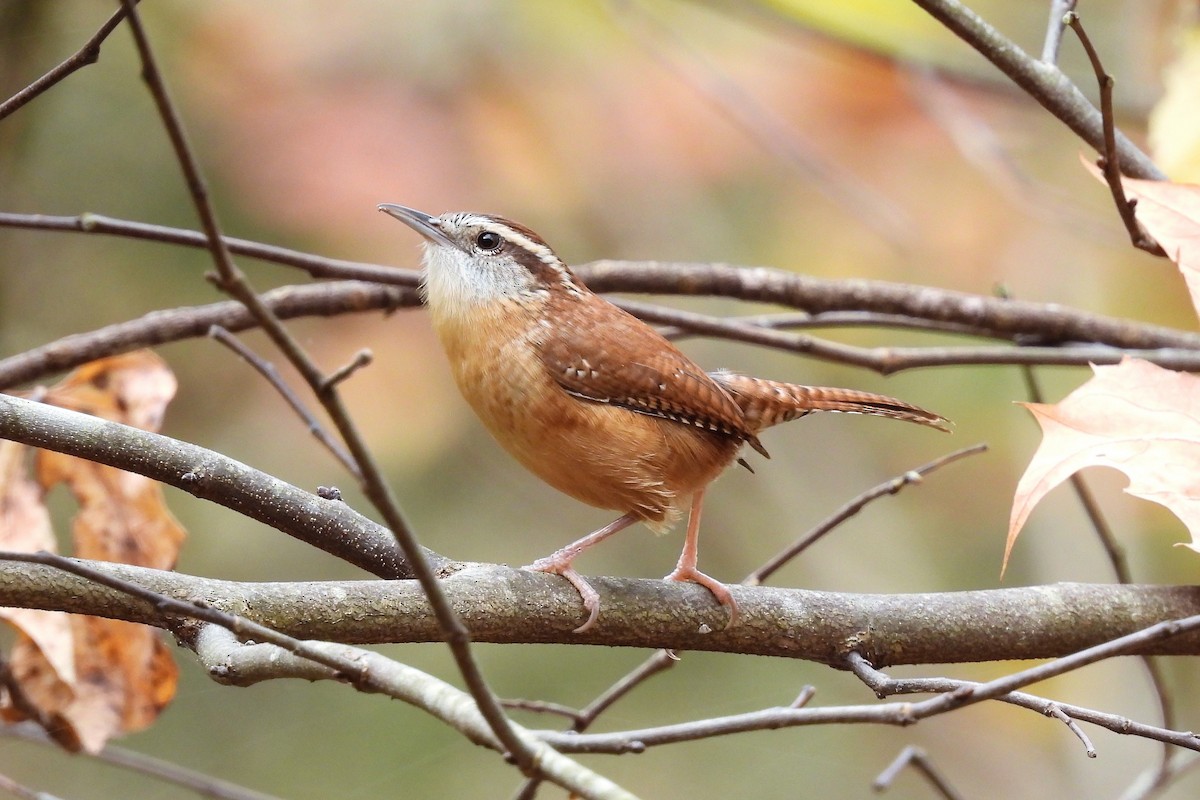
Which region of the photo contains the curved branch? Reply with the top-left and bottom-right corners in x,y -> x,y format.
0,393 -> 439,579
0,281 -> 418,390
576,261 -> 1200,351
3,557 -> 1199,664
2,212 -> 1194,353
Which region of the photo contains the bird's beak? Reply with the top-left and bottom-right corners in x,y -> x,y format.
377,203 -> 458,249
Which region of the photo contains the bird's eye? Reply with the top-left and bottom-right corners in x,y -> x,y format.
475,231 -> 502,252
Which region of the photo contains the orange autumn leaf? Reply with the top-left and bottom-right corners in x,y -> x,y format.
1006,358 -> 1200,572
40,351 -> 185,571
0,351 -> 184,753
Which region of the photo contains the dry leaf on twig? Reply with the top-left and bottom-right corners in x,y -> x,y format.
1006,358 -> 1200,572
1083,157 -> 1200,314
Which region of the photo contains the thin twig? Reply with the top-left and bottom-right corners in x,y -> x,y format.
1044,704 -> 1097,758
1063,12 -> 1162,254
1040,0 -> 1078,64
872,746 -> 963,799
0,212 -> 409,284
0,771 -> 64,800
745,444 -> 987,585
320,349 -> 373,391
117,0 -> 530,770
501,699 -> 583,723
2,722 -> 285,800
847,653 -> 1200,753
908,0 -> 1163,180
0,4 -> 134,121
208,326 -> 360,478
510,649 -> 677,799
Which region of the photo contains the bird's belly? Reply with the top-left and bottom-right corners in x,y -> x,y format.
443,321 -> 738,521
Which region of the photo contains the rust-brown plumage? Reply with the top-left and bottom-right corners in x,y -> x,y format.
380,203 -> 949,632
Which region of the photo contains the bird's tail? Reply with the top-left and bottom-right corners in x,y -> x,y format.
710,371 -> 950,435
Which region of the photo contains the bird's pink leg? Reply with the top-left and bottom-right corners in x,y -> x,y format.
663,488 -> 739,628
525,511 -> 640,633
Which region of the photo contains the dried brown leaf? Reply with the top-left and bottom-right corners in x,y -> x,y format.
0,439 -> 80,748
1006,358 -> 1200,572
0,352 -> 185,752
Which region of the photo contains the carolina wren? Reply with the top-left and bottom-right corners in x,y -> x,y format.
379,203 -> 949,632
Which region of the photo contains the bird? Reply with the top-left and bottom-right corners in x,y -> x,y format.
379,203 -> 949,632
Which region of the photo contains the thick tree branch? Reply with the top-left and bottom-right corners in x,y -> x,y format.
0,393 -> 436,579
3,557 -> 1199,663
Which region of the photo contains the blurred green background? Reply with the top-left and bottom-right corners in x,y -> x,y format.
1,1 -> 1198,798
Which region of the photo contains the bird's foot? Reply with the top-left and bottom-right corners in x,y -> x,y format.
524,556 -> 602,633
663,565 -> 740,629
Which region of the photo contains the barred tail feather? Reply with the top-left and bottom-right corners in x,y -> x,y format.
709,371 -> 950,434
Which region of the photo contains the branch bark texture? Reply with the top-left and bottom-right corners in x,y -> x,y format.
4,558 -> 1198,665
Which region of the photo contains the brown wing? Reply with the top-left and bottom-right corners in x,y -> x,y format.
539,295 -> 766,454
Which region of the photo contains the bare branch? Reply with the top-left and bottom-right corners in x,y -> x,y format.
0,5 -> 134,121
873,746 -> 963,799
908,0 -> 1163,180
320,349 -> 374,391
1044,704 -> 1097,758
848,655 -> 1200,754
1063,12 -> 1163,254
208,326 -> 360,478
1,724 -> 285,800
1,552 -> 635,800
746,444 -> 987,585
0,212 -> 409,284
5,555 -> 1200,664
3,211 -> 1196,352
0,282 -> 417,391
0,393 -> 430,578
1040,0 -> 1077,64
578,260 -> 1200,351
